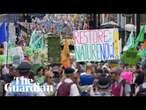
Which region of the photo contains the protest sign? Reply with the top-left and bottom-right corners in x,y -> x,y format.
73,29 -> 120,62
8,47 -> 24,65
47,36 -> 61,63
13,55 -> 21,67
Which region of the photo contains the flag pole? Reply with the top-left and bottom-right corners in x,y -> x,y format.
6,23 -> 9,66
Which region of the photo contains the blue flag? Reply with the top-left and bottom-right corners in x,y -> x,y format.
0,22 -> 8,44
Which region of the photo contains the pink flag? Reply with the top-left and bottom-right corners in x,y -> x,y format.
121,71 -> 133,84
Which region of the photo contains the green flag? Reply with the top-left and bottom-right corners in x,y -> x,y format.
8,39 -> 14,49
29,30 -> 36,49
35,32 -> 43,49
138,48 -> 146,57
122,47 -> 141,65
135,26 -> 145,47
24,47 -> 33,56
123,31 -> 135,51
29,30 -> 43,49
0,55 -> 13,64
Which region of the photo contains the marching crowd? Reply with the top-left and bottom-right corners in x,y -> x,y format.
1,14 -> 146,96
1,61 -> 146,96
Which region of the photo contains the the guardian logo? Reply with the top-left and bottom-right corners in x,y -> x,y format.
4,77 -> 53,93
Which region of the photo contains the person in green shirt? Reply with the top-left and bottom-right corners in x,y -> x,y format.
34,67 -> 45,85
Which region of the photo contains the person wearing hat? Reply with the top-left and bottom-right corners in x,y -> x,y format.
5,62 -> 45,96
79,74 -> 94,96
93,74 -> 112,96
110,67 -> 126,96
56,67 -> 80,96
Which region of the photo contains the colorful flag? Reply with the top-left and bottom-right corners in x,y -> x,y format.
135,26 -> 145,47
36,32 -> 43,49
122,47 -> 140,65
29,30 -> 43,49
0,22 -> 8,44
113,29 -> 120,59
123,31 -> 135,51
29,30 -> 36,49
0,55 -> 13,64
60,39 -> 71,68
139,48 -> 146,57
142,39 -> 146,49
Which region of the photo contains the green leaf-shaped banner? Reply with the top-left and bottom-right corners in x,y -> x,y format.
122,47 -> 141,65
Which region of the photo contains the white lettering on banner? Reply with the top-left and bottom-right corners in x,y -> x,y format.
73,29 -> 120,62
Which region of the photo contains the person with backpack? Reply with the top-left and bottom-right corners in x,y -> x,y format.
56,67 -> 80,96
135,70 -> 146,96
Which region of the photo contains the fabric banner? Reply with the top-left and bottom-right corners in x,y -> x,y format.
73,28 -> 120,62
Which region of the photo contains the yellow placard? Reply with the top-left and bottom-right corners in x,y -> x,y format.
113,29 -> 120,59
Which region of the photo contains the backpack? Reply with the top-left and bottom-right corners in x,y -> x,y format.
112,79 -> 126,96
57,80 -> 74,96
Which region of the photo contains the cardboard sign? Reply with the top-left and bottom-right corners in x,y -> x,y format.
73,29 -> 120,62
8,47 -> 24,65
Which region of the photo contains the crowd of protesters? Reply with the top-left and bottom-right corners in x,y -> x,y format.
1,14 -> 146,96
1,60 -> 146,96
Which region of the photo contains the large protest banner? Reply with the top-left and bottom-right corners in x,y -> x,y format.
73,28 -> 120,62
48,36 -> 61,64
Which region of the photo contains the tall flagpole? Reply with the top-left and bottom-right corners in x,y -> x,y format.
6,22 -> 9,65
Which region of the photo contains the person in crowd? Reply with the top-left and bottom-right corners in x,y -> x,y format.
135,70 -> 146,96
43,70 -> 56,96
93,74 -> 112,96
8,65 -> 15,82
52,64 -> 62,86
134,64 -> 144,86
111,67 -> 125,96
80,63 -> 94,76
102,63 -> 111,73
120,70 -> 132,96
1,65 -> 11,83
56,67 -> 80,96
34,67 -> 45,86
79,74 -> 94,96
5,62 -> 45,96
